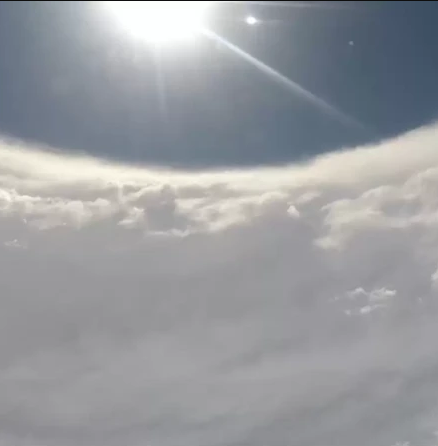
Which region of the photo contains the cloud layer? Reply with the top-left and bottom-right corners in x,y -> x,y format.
2,125 -> 438,446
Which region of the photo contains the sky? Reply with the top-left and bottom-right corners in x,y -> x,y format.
1,1 -> 438,168
2,2 -> 438,446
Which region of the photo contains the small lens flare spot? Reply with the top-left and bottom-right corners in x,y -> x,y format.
245,16 -> 259,26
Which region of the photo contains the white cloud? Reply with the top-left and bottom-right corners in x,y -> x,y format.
335,287 -> 397,316
2,124 -> 438,445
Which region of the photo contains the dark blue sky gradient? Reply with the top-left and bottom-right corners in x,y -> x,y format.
0,1 -> 437,168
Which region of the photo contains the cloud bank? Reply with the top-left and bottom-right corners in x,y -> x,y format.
2,124 -> 438,446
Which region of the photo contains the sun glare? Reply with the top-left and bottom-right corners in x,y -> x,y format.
104,1 -> 212,45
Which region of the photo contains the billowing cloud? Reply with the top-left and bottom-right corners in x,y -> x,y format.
2,124 -> 438,446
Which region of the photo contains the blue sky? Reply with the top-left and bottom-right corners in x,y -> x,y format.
1,1 -> 437,168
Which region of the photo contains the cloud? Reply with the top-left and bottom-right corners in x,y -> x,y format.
333,287 -> 397,316
2,124 -> 438,446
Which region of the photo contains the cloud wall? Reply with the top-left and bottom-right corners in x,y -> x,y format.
1,125 -> 438,446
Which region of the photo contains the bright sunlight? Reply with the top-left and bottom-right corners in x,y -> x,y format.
104,1 -> 212,45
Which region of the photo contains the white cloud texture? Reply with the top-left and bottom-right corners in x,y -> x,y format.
2,124 -> 438,445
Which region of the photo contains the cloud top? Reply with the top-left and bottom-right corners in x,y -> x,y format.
2,124 -> 438,446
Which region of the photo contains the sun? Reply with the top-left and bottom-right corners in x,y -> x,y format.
104,1 -> 212,45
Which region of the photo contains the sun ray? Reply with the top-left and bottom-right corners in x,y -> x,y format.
202,29 -> 365,130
